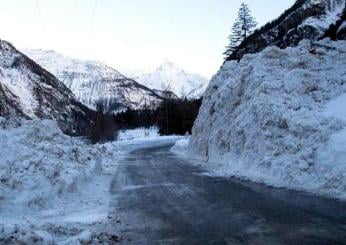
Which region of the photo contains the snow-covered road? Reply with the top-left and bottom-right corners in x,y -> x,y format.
111,144 -> 346,244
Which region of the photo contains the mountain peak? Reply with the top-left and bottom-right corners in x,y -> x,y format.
156,59 -> 180,73
161,59 -> 175,66
135,62 -> 209,98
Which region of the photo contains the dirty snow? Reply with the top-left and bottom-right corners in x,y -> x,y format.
188,39 -> 346,200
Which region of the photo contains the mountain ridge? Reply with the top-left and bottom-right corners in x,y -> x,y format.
227,0 -> 346,61
23,49 -> 163,112
0,39 -> 95,136
134,60 -> 209,99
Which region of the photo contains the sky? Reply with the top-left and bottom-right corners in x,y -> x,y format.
0,0 -> 295,77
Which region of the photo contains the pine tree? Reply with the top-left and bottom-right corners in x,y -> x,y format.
224,3 -> 257,57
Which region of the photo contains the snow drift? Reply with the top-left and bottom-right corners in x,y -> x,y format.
189,39 -> 346,199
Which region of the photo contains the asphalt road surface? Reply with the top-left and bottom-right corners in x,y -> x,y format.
110,144 -> 346,245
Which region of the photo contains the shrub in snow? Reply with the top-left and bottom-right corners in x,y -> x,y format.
190,39 -> 346,199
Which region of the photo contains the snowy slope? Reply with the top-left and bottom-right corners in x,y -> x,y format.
0,39 -> 94,135
23,49 -> 162,112
189,39 -> 346,200
134,60 -> 209,99
299,0 -> 345,33
227,0 -> 346,61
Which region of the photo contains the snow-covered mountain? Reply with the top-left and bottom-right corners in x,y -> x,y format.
134,61 -> 209,99
189,0 -> 346,199
227,0 -> 346,61
23,49 -> 162,112
0,39 -> 94,135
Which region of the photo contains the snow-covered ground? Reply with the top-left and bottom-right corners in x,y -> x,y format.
0,118 -> 180,243
187,39 -> 346,201
118,127 -> 159,141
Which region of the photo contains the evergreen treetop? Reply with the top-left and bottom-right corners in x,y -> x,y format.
224,2 -> 257,58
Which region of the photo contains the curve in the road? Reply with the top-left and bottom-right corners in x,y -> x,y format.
110,145 -> 346,245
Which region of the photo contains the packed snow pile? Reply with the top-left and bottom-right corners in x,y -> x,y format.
0,118 -> 122,242
189,39 -> 346,199
0,118 -> 114,210
170,138 -> 190,155
0,118 -> 182,242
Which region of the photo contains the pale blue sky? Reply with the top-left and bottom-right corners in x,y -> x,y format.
0,0 -> 295,77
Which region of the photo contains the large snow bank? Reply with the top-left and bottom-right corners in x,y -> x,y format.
189,39 -> 346,200
0,119 -> 111,210
0,118 -> 181,242
0,118 -> 120,242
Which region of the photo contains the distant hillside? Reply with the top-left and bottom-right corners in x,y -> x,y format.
24,49 -> 163,113
0,39 -> 94,136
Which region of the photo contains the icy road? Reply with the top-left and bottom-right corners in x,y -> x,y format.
111,144 -> 346,244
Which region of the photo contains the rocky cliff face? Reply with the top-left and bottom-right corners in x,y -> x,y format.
325,4 -> 346,39
23,49 -> 162,113
227,0 -> 346,61
0,40 -> 95,135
